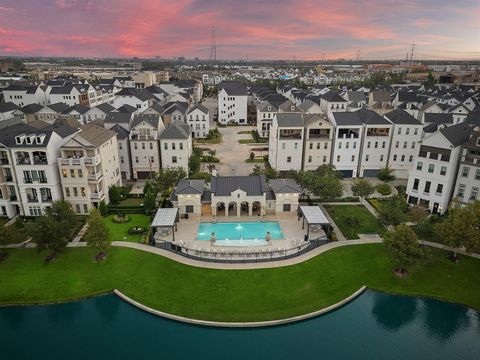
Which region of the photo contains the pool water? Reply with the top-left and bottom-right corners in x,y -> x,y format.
197,221 -> 283,243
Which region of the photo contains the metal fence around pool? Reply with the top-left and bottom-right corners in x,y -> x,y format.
153,238 -> 329,263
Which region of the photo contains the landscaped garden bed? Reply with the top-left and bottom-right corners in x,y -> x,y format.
324,205 -> 384,239
103,214 -> 151,243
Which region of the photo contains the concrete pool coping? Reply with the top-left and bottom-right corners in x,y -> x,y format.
114,286 -> 367,328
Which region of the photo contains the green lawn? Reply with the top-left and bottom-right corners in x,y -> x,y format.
324,205 -> 384,239
116,197 -> 144,207
103,214 -> 151,243
0,244 -> 479,322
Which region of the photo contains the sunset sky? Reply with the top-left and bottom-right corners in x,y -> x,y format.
0,0 -> 479,60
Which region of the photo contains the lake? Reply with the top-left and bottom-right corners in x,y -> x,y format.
0,290 -> 479,359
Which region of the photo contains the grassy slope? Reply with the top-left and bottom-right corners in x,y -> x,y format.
0,244 -> 479,322
103,214 -> 151,242
324,205 -> 384,239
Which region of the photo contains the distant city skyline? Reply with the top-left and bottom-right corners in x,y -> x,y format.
0,0 -> 479,60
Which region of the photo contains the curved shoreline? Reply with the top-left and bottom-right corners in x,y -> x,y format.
113,286 -> 367,328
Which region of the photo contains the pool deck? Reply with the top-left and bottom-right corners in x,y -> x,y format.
155,213 -> 321,251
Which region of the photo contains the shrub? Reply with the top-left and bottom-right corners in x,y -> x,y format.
99,200 -> 109,217
128,227 -> 145,235
113,214 -> 130,224
376,183 -> 391,196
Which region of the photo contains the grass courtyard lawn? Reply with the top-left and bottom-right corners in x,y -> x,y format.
324,205 -> 384,240
103,214 -> 151,243
116,197 -> 144,207
0,244 -> 479,322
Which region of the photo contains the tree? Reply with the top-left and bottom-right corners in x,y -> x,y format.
99,200 -> 109,217
378,195 -> 409,226
250,164 -> 278,180
144,191 -> 156,214
84,208 -> 110,259
249,152 -> 255,161
408,205 -> 428,224
345,215 -> 360,238
35,201 -> 76,256
351,178 -> 374,202
108,185 -> 122,205
188,148 -> 202,176
208,149 -> 216,157
314,164 -> 342,179
434,206 -> 477,260
384,225 -> 424,277
154,168 -> 187,197
295,166 -> 343,201
377,167 -> 396,183
424,71 -> 436,87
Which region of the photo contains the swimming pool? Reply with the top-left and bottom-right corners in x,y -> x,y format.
197,221 -> 283,245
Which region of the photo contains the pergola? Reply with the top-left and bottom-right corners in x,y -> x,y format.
150,208 -> 179,244
298,206 -> 331,239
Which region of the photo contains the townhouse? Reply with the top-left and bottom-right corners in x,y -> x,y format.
384,109 -> 423,178
112,88 -> 151,112
0,120 -> 78,217
303,114 -> 334,171
129,114 -> 165,180
218,81 -> 248,125
453,130 -> 480,206
2,85 -> 47,107
319,91 -> 348,117
159,121 -> 193,173
406,122 -> 472,214
58,125 -> 122,213
268,113 -> 305,171
186,104 -> 210,139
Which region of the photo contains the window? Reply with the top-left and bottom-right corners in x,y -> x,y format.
395,141 -> 399,148
403,141 -> 407,149
150,156 -> 154,163
475,169 -> 480,180
409,155 -> 413,162
365,155 -> 369,161
393,155 -> 397,161
337,155 -> 340,162
78,169 -> 83,178
417,162 -> 423,171
62,169 -> 67,178
380,155 -> 384,161
401,155 -> 405,162
308,156 -> 312,163
470,187 -> 479,201
282,143 -> 286,150
135,156 -> 139,163
457,184 -> 465,197
414,128 -> 418,135
324,143 -> 328,149
283,204 -> 291,212
186,205 -> 194,213
323,155 -> 327,162
398,128 -> 402,135
70,169 -> 75,178
411,142 -> 415,149
353,142 -> 356,149
428,164 -> 434,173
150,143 -> 153,150
424,181 -> 431,193
164,143 -> 168,150
436,184 -> 443,194
462,166 -> 470,177
65,187 -> 70,197
294,143 -> 298,150
81,187 -> 86,197
172,143 -> 176,150
134,143 -> 137,150
367,141 -> 371,149
406,128 -> 410,135
440,166 -> 447,176
73,187 -> 78,197
351,155 -> 355,162
338,142 -> 342,149
287,156 -> 292,163
142,143 -> 145,150
413,178 -> 419,190
346,142 -> 349,149
172,156 -> 177,163
119,143 -> 123,150
180,143 -> 183,150
382,142 -> 386,149
309,143 -> 313,150
374,141 -> 378,149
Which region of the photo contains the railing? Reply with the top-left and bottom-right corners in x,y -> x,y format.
87,171 -> 103,181
41,196 -> 53,202
90,190 -> 104,199
58,157 -> 96,166
27,196 -> 38,203
153,238 -> 329,264
16,158 -> 31,165
33,158 -> 48,165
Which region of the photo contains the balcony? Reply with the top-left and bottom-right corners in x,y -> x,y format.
0,158 -> 9,165
16,157 -> 32,165
279,130 -> 302,140
87,171 -> 103,181
90,190 -> 104,200
41,196 -> 53,202
27,195 -> 39,203
308,129 -> 330,139
130,134 -> 155,141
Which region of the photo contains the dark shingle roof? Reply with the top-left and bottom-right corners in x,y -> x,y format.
104,112 -> 132,125
269,179 -> 301,193
131,114 -> 160,129
110,124 -> 130,140
0,102 -> 18,113
174,179 -> 205,195
276,113 -> 304,127
384,109 -> 422,125
218,81 -> 248,96
159,121 -> 190,140
211,175 -> 267,196
440,122 -> 473,147
424,113 -> 453,124
95,103 -> 115,113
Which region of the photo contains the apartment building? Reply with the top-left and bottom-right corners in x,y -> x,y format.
186,105 -> 210,139
303,114 -> 334,171
129,114 -> 164,180
218,81 -> 248,125
0,121 -> 78,217
268,113 -> 305,171
384,109 -> 423,178
58,125 -> 122,213
406,122 -> 472,214
453,130 -> 480,206
110,124 -> 132,181
159,121 -> 193,173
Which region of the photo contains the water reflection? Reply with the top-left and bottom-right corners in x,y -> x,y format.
371,292 -> 419,331
421,298 -> 470,343
46,300 -> 83,325
0,306 -> 27,329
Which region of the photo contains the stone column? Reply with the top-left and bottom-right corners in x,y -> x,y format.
248,204 -> 253,216
225,204 -> 229,217
236,204 -> 240,217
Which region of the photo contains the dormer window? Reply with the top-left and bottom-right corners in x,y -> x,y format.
267,106 -> 272,111
36,135 -> 46,145
25,135 -> 35,145
291,106 -> 295,111
15,135 -> 25,145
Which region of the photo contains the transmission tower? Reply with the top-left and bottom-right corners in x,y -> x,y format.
356,50 -> 360,62
409,43 -> 415,62
209,26 -> 217,63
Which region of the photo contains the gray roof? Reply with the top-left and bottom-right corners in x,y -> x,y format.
104,112 -> 132,125
188,104 -> 209,114
95,103 -> 115,113
346,91 -> 366,103
47,102 -> 69,113
211,175 -> 267,196
424,113 -> 453,124
219,81 -> 248,96
110,124 -> 130,140
0,102 -> 18,113
131,114 -> 160,129
440,122 -> 473,147
276,113 -> 304,127
174,179 -> 205,195
331,112 -> 363,126
371,90 -> 391,103
384,109 -> 421,125
321,91 -> 348,102
357,108 -> 391,125
151,208 -> 178,228
299,206 -> 330,225
159,121 -> 190,140
269,179 -> 301,194
65,104 -> 90,115
0,121 -> 77,148
19,103 -> 43,114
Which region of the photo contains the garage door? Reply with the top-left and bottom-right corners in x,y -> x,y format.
339,170 -> 353,178
363,169 -> 380,177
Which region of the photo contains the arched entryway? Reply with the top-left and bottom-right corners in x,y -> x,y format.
240,201 -> 249,216
227,201 -> 237,217
252,201 -> 262,216
216,202 -> 225,217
